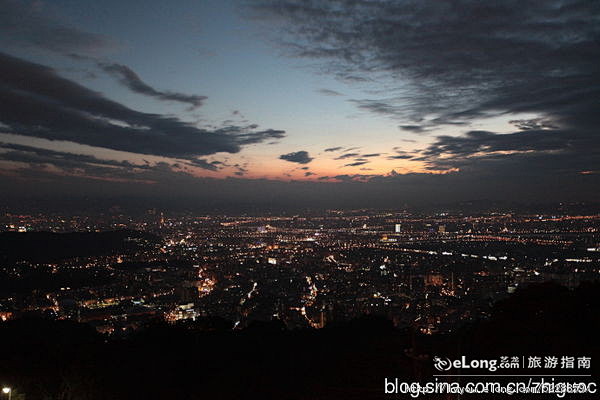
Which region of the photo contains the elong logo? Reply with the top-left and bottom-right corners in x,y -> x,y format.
433,356 -> 499,372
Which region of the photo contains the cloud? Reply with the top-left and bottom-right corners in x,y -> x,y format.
2,161 -> 598,210
304,171 -> 315,176
333,174 -> 375,182
324,147 -> 343,152
98,62 -> 207,109
334,153 -> 360,160
0,143 -> 132,169
509,118 -> 557,131
400,125 -> 427,133
236,165 -> 248,174
252,0 -> 599,124
250,0 -> 600,189
279,150 -> 313,164
0,142 -> 188,183
235,127 -> 286,145
0,0 -> 115,54
344,161 -> 369,167
187,159 -> 220,171
0,52 -> 285,159
350,99 -> 403,117
361,153 -> 380,158
316,88 -> 343,96
416,128 -> 600,178
387,148 -> 414,160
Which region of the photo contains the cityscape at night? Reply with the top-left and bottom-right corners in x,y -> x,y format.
1,206 -> 599,335
1,0 -> 599,399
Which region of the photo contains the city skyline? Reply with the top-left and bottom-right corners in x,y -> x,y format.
2,206 -> 597,399
1,0 -> 599,207
1,3 -> 599,398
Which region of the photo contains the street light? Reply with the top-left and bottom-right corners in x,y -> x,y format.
2,387 -> 11,400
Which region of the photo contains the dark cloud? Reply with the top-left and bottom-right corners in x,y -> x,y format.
0,52 -> 285,159
253,0 -> 599,123
334,153 -> 360,160
2,164 -> 598,210
0,0 -> 115,54
336,74 -> 371,83
235,128 -> 286,145
0,142 -> 188,183
304,171 -> 315,177
400,125 -> 427,133
388,149 -> 414,160
344,161 -> 370,167
509,118 -> 558,131
350,99 -> 403,117
316,88 -> 343,96
344,161 -> 369,167
417,128 -> 600,178
251,0 -> 600,192
333,174 -> 375,182
0,143 -> 133,170
230,163 -> 248,176
324,146 -> 343,152
361,153 -> 380,158
98,63 -> 207,109
187,159 -> 220,171
279,151 -> 313,164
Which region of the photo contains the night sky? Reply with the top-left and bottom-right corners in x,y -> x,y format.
0,0 -> 598,208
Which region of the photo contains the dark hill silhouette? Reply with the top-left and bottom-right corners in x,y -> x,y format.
0,230 -> 160,263
0,282 -> 598,400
